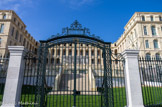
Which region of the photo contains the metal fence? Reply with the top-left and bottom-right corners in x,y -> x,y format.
112,59 -> 127,107
20,55 -> 127,107
0,58 -> 9,105
139,57 -> 162,107
20,53 -> 38,107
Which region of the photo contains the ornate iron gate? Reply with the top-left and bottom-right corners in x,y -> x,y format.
35,21 -> 113,107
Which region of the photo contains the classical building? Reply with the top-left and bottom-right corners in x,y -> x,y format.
112,12 -> 162,59
0,10 -> 39,58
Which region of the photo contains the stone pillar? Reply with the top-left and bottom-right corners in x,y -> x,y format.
1,46 -> 26,107
122,50 -> 144,107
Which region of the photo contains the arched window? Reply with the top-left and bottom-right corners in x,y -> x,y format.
142,16 -> 145,21
155,53 -> 160,60
153,40 -> 159,49
146,53 -> 151,60
3,14 -> 6,19
151,26 -> 156,36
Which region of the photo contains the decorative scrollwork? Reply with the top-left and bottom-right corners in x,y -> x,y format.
111,52 -> 124,60
70,20 -> 82,29
24,51 -> 37,59
48,20 -> 103,41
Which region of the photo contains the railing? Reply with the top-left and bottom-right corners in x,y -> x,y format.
20,53 -> 38,107
112,60 -> 127,107
96,59 -> 127,107
0,58 -> 9,105
139,57 -> 162,107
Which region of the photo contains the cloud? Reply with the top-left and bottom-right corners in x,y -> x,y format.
0,0 -> 36,12
60,0 -> 94,9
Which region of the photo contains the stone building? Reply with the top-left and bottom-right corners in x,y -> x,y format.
0,10 -> 39,58
112,12 -> 162,59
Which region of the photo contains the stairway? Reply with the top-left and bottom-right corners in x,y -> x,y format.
59,72 -> 92,92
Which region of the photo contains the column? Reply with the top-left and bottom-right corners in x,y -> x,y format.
122,50 -> 144,107
1,46 -> 26,107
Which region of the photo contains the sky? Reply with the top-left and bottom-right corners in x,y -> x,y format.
0,0 -> 162,43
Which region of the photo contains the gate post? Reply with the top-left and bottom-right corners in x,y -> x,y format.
122,50 -> 144,107
1,46 -> 26,107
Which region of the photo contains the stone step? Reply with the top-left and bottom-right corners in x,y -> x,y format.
59,73 -> 94,91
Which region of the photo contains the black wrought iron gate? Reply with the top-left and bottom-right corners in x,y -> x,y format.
35,21 -> 113,107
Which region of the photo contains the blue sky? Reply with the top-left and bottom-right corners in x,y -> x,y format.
0,0 -> 162,43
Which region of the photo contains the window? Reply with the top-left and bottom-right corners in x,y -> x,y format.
159,16 -> 162,21
144,26 -> 147,35
15,30 -> 19,40
63,49 -> 66,55
91,50 -> 94,56
146,53 -> 151,60
57,49 -> 60,55
19,35 -> 22,43
80,50 -> 83,55
142,16 -> 145,21
153,40 -> 159,49
115,49 -> 117,55
155,53 -> 160,60
150,16 -> 154,21
23,39 -> 26,46
51,58 -> 54,64
0,24 -> 4,33
14,18 -> 16,22
3,14 -> 6,19
97,50 -> 100,55
86,50 -> 89,56
51,49 -> 54,55
0,38 -> 1,46
145,40 -> 149,48
56,58 -> 60,64
69,49 -> 72,55
97,59 -> 101,64
35,48 -> 37,54
92,59 -> 95,64
11,27 -> 14,36
151,26 -> 156,36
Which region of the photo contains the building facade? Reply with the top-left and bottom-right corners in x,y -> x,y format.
112,12 -> 162,59
0,10 -> 39,58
